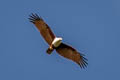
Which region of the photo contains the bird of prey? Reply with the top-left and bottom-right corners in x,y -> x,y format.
29,13 -> 88,68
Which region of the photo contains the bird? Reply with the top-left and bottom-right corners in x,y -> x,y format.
28,13 -> 88,68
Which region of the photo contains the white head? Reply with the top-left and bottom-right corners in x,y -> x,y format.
52,37 -> 63,47
58,37 -> 62,41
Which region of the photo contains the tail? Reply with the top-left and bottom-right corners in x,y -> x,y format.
46,47 -> 54,54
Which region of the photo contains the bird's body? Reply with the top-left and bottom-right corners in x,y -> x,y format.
29,13 -> 88,68
46,37 -> 62,54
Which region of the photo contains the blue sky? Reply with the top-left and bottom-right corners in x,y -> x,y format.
0,0 -> 120,80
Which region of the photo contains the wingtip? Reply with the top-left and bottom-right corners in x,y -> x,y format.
28,13 -> 43,23
78,54 -> 88,69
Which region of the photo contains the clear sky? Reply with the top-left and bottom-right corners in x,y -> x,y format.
0,0 -> 120,80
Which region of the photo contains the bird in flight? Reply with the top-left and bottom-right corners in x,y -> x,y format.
29,13 -> 88,68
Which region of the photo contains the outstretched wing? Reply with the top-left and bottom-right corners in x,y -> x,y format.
56,43 -> 88,68
29,13 -> 55,45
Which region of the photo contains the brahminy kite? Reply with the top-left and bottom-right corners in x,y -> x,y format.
29,13 -> 88,68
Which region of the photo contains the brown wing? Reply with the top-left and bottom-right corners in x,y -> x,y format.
29,13 -> 55,45
56,43 -> 88,68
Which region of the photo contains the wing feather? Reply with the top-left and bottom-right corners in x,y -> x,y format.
56,43 -> 88,68
29,13 -> 55,45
